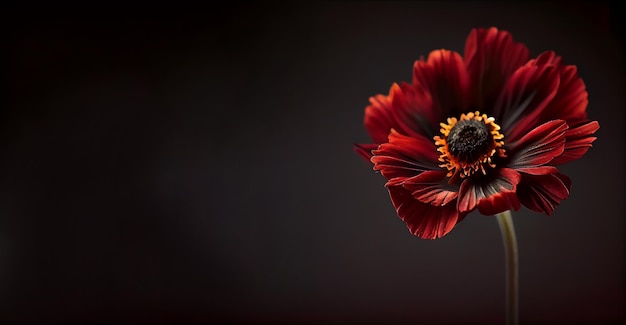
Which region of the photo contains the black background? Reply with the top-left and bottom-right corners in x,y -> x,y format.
2,1 -> 624,324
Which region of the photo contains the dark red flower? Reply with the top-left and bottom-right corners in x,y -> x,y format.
355,27 -> 599,239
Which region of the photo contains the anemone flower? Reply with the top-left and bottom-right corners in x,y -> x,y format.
354,27 -> 598,324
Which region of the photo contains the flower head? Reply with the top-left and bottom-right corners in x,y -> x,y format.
355,27 -> 599,239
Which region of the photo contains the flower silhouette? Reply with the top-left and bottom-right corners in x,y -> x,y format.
355,27 -> 599,239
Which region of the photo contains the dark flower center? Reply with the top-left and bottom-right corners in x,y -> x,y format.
433,111 -> 506,180
447,119 -> 491,164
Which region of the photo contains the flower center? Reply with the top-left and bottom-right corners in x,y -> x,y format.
434,111 -> 505,180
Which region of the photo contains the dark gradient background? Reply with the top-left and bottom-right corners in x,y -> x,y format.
1,1 -> 624,324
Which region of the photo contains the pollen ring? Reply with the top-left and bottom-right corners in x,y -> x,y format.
433,111 -> 506,180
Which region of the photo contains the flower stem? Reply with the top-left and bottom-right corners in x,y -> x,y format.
496,210 -> 518,325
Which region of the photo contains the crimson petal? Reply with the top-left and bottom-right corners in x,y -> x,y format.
464,27 -> 530,111
525,51 -> 562,68
353,143 -> 379,162
388,185 -> 463,239
545,65 -> 588,122
457,168 -> 521,215
528,51 -> 589,124
507,120 -> 567,174
551,121 -> 599,165
364,83 -> 429,143
517,173 -> 571,215
364,93 -> 397,144
493,64 -> 560,142
403,170 -> 459,206
412,49 -> 470,122
391,82 -> 442,138
371,130 -> 440,185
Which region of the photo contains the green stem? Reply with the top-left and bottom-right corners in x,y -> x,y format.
496,210 -> 518,325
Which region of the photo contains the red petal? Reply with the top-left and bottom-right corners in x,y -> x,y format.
371,130 -> 440,184
513,166 -> 559,175
402,170 -> 459,206
507,120 -> 567,174
527,52 -> 589,124
390,82 -> 442,138
525,51 -> 562,67
353,143 -> 378,162
523,51 -> 588,126
364,83 -> 431,143
464,27 -> 530,110
493,64 -> 560,142
388,185 -> 463,239
545,65 -> 588,122
517,173 -> 571,215
412,49 -> 470,120
364,93 -> 396,144
551,120 -> 599,165
457,168 -> 521,215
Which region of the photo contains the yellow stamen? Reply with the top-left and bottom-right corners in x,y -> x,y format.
433,111 -> 506,180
